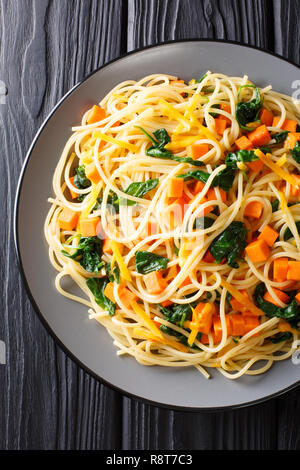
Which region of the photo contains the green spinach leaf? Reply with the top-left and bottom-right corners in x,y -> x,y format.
272,131 -> 289,144
86,277 -> 116,316
225,149 -> 259,169
209,221 -> 247,268
62,236 -> 104,273
176,167 -> 235,192
135,251 -> 169,274
136,126 -> 204,166
291,141 -> 300,163
235,84 -> 262,131
120,178 -> 159,206
254,283 -> 300,325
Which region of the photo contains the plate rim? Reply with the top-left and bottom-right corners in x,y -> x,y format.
14,38 -> 300,412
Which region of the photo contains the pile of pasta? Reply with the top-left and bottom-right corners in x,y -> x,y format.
45,72 -> 300,379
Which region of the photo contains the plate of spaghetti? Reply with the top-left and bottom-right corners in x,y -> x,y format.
15,41 -> 300,409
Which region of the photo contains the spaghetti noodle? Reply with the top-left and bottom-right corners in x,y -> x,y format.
44,72 -> 300,379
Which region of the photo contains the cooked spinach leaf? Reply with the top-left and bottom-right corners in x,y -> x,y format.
291,141 -> 300,163
283,221 -> 300,241
176,166 -> 235,192
136,126 -> 204,166
271,332 -> 293,344
272,131 -> 289,144
86,277 -> 116,316
159,303 -> 194,324
62,236 -> 104,273
74,166 -> 91,189
209,221 -> 247,268
209,103 -> 220,118
120,178 -> 159,206
195,74 -> 207,84
225,149 -> 259,169
271,199 -> 280,213
160,325 -> 201,349
135,251 -> 169,274
235,84 -> 262,131
105,262 -> 120,284
254,283 -> 300,325
193,216 -> 215,230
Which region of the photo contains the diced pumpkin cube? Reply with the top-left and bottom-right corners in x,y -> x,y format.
245,239 -> 271,263
187,143 -> 209,159
214,117 -> 228,136
80,217 -> 100,237
243,315 -> 260,334
87,105 -> 106,124
273,258 -> 289,282
143,271 -> 167,294
272,116 -> 298,132
287,261 -> 300,281
258,225 -> 279,247
119,285 -> 138,308
295,292 -> 300,304
192,181 -> 205,194
85,162 -> 101,184
247,159 -> 264,173
167,177 -> 184,198
263,288 -> 289,306
244,201 -> 264,219
193,302 -> 214,335
103,238 -> 113,254
58,208 -> 79,231
161,300 -> 173,307
213,315 -> 231,343
248,125 -> 270,147
230,290 -> 249,311
207,187 -> 227,203
284,132 -> 300,150
229,314 -> 246,336
104,282 -> 115,303
235,135 -> 253,150
259,108 -> 273,126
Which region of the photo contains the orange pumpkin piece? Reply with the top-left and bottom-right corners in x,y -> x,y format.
119,286 -> 138,308
87,105 -> 107,124
58,208 -> 79,231
167,177 -> 184,198
103,282 -> 115,303
85,162 -> 101,184
230,290 -> 249,312
295,292 -> 300,304
245,239 -> 271,263
143,271 -> 167,294
80,217 -> 100,237
273,258 -> 289,282
247,159 -> 264,173
263,288 -> 289,306
248,124 -> 271,146
287,261 -> 300,281
192,302 -> 214,335
206,187 -> 227,203
243,315 -> 260,334
161,300 -> 173,307
230,314 -> 246,336
258,225 -> 279,247
235,135 -> 253,150
259,108 -> 273,126
213,315 -> 231,343
244,201 -> 264,219
272,116 -> 298,132
103,238 -> 113,254
192,180 -> 205,194
284,132 -> 300,150
214,117 -> 228,136
187,143 -> 209,159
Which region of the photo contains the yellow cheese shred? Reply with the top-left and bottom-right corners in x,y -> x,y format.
218,277 -> 264,317
110,241 -> 132,282
131,301 -> 163,338
159,99 -> 191,130
93,131 -> 137,153
133,327 -> 189,353
254,149 -> 299,187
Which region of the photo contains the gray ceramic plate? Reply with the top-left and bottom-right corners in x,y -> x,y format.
15,40 -> 300,410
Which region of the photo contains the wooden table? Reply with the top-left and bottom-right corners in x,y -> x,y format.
1,0 -> 299,450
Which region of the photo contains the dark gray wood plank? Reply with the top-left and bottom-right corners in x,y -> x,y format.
273,0 -> 300,65
123,0 -> 300,451
0,0 -> 124,450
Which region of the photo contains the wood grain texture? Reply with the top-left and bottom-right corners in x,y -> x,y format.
0,0 -> 299,450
